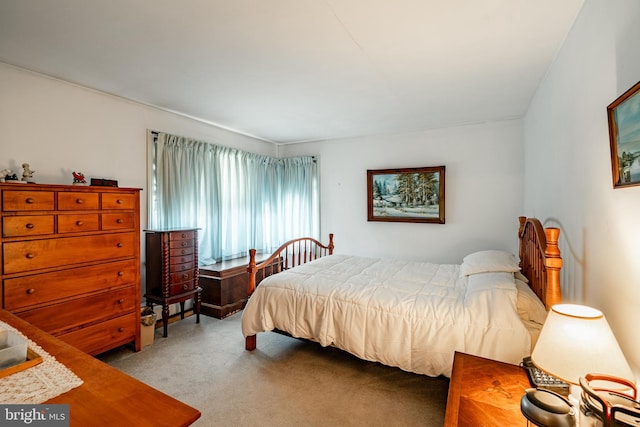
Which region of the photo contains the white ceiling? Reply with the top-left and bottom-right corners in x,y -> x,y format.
0,0 -> 584,144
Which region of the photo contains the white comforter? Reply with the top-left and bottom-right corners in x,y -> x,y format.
241,254 -> 531,377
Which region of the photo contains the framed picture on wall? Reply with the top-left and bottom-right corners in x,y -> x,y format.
367,166 -> 445,224
607,80 -> 640,188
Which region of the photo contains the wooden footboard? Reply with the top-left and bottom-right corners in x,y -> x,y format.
245,234 -> 334,350
518,216 -> 562,309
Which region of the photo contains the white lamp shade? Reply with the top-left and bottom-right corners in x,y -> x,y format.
531,304 -> 634,385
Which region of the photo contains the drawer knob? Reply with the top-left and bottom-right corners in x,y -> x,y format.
76,220 -> 83,226
117,199 -> 123,204
181,233 -> 187,238
25,253 -> 35,259
181,242 -> 187,247
25,197 -> 34,204
181,249 -> 186,254
116,218 -> 123,224
26,288 -> 36,294
118,327 -> 124,332
117,299 -> 124,304
182,273 -> 188,279
117,243 -> 123,248
76,198 -> 84,204
25,223 -> 34,229
183,284 -> 188,290
117,271 -> 124,276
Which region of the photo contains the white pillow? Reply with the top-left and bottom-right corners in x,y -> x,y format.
515,279 -> 548,325
460,250 -> 520,276
466,271 -> 515,294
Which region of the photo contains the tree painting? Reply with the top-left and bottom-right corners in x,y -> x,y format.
367,166 -> 445,223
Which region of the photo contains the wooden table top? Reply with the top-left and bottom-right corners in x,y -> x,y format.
0,309 -> 201,427
444,351 -> 531,426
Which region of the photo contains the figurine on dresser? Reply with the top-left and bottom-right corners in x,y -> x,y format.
0,169 -> 20,182
72,171 -> 87,185
21,163 -> 35,183
0,169 -> 11,182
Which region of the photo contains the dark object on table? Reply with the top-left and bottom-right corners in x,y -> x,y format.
521,356 -> 570,396
91,178 -> 118,187
520,388 -> 576,427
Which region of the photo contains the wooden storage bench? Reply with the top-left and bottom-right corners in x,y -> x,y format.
199,255 -> 277,319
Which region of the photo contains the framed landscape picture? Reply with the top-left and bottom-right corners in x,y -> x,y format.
367,166 -> 445,224
608,80 -> 640,188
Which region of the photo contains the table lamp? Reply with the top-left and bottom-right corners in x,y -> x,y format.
531,304 -> 634,387
520,304 -> 636,427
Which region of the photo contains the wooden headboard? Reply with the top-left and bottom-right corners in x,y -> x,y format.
244,217 -> 562,351
246,217 -> 562,309
518,216 -> 563,309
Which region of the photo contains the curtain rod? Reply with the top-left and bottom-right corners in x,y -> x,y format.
150,130 -> 316,161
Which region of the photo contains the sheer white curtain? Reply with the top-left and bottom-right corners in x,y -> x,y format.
148,131 -> 319,264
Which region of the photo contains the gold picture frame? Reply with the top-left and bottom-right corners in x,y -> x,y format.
607,80 -> 640,188
367,166 -> 445,224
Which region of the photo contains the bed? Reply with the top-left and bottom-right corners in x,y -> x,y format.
241,216 -> 562,377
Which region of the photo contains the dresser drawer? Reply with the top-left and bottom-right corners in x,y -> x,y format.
58,192 -> 100,210
16,287 -> 136,335
170,246 -> 194,257
58,214 -> 100,233
4,259 -> 138,311
102,212 -> 135,230
2,215 -> 54,237
102,193 -> 137,210
58,312 -> 137,355
170,230 -> 196,241
3,232 -> 136,274
170,280 -> 198,296
171,253 -> 194,265
170,238 -> 194,250
169,269 -> 196,285
2,190 -> 54,211
169,261 -> 195,273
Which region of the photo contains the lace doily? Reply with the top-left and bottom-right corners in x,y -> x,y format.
0,320 -> 83,403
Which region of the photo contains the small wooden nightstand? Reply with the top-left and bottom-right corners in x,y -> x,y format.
444,352 -> 531,426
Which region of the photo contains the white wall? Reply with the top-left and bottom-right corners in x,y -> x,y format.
0,62 -> 275,231
281,120 -> 525,263
524,0 -> 640,375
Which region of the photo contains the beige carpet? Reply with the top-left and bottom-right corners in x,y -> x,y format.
98,312 -> 449,427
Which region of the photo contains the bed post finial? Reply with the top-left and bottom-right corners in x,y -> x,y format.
518,216 -> 526,234
544,227 -> 563,308
328,233 -> 334,255
247,248 -> 257,296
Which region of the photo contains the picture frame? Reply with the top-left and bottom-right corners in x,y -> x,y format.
607,80 -> 640,188
367,166 -> 445,224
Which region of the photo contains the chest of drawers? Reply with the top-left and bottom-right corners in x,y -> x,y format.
144,228 -> 201,337
0,183 -> 141,355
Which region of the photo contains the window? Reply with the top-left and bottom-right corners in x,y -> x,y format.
147,131 -> 319,264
